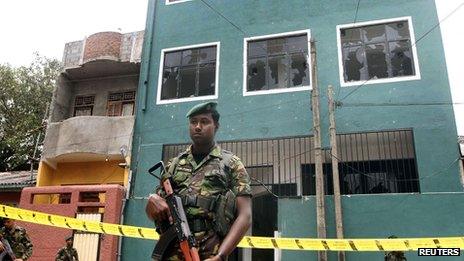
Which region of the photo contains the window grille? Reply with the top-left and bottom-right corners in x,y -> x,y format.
162,129 -> 419,196
74,95 -> 95,116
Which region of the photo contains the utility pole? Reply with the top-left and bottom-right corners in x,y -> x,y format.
310,38 -> 327,261
328,85 -> 346,261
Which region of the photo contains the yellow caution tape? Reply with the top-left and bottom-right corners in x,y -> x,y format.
1,204 -> 464,251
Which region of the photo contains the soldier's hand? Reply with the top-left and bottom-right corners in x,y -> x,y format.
0,241 -> 4,252
146,193 -> 173,223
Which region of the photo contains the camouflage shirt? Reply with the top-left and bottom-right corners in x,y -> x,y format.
155,145 -> 251,259
0,225 -> 33,260
385,251 -> 407,261
55,246 -> 79,261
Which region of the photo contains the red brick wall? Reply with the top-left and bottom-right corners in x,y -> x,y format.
19,185 -> 125,261
83,32 -> 122,63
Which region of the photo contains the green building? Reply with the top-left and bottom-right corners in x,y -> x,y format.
122,0 -> 463,260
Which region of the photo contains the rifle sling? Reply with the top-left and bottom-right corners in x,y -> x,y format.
152,225 -> 178,261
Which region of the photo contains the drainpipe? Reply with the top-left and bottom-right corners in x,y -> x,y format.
117,0 -> 157,258
140,0 -> 158,112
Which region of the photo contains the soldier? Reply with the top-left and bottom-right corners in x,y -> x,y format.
385,251 -> 407,261
55,235 -> 79,261
146,101 -> 252,261
0,218 -> 33,261
384,236 -> 407,261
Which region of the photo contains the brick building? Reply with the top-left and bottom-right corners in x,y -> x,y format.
21,30 -> 144,261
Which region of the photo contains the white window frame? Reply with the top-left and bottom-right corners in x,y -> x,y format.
156,42 -> 220,105
243,29 -> 312,97
166,0 -> 193,5
336,16 -> 421,87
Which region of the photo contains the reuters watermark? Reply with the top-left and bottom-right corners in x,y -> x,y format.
418,248 -> 460,257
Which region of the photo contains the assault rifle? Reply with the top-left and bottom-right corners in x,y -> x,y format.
148,161 -> 200,261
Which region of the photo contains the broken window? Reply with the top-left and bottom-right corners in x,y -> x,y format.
74,95 -> 95,117
107,91 -> 136,116
161,46 -> 217,101
340,20 -> 416,83
247,34 -> 310,92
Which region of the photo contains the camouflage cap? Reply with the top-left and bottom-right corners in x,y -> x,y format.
186,101 -> 218,118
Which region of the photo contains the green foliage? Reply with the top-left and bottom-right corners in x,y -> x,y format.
0,54 -> 62,171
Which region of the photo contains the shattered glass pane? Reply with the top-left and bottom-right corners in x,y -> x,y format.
161,67 -> 179,99
290,53 -> 309,87
161,46 -> 218,100
341,20 -> 415,83
198,47 -> 216,64
389,41 -> 414,77
341,28 -> 362,47
249,40 -> 267,58
164,51 -> 182,67
287,35 -> 308,53
267,38 -> 286,55
198,63 -> 216,96
343,46 -> 365,82
268,56 -> 289,89
366,44 -> 388,79
386,21 -> 410,40
248,58 -> 267,91
362,24 -> 386,43
179,66 -> 196,98
248,34 -> 310,91
182,49 -> 200,65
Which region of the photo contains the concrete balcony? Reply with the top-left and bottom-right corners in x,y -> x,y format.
42,116 -> 134,166
62,30 -> 144,80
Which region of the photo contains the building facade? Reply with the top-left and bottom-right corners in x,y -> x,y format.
21,30 -> 144,260
122,1 -> 463,260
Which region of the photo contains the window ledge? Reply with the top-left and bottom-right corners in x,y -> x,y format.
166,0 -> 194,5
157,94 -> 218,105
244,85 -> 311,97
341,74 -> 421,87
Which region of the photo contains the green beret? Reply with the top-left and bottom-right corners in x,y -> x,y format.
186,101 -> 218,118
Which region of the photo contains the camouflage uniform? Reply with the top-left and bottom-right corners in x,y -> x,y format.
155,145 -> 251,260
385,251 -> 407,261
55,246 -> 79,261
0,225 -> 33,260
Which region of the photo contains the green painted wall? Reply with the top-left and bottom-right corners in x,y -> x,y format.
278,193 -> 464,260
122,0 -> 463,260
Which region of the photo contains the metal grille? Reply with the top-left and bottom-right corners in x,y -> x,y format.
74,213 -> 101,261
162,129 -> 419,196
108,91 -> 136,101
75,95 -> 95,106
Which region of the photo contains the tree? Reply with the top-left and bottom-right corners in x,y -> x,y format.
0,54 -> 62,171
